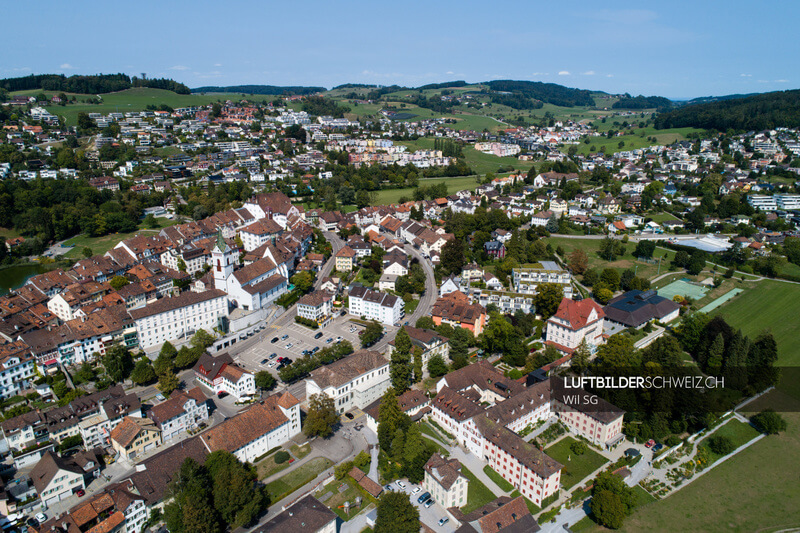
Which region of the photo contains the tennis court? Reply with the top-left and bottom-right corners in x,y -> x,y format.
698,288 -> 744,314
656,279 -> 710,301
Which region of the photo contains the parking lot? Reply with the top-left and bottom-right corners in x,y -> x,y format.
384,478 -> 454,532
233,314 -> 370,377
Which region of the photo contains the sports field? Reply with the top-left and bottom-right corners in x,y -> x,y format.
655,279 -> 709,301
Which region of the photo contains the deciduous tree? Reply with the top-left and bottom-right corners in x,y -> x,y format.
304,393 -> 338,438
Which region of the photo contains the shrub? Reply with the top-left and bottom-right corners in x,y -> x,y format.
707,435 -> 735,455
570,441 -> 587,455
274,451 -> 290,464
751,409 -> 787,435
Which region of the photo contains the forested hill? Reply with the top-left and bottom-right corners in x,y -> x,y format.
191,85 -> 325,95
484,80 -> 597,107
0,74 -> 190,94
612,95 -> 673,111
655,89 -> 800,131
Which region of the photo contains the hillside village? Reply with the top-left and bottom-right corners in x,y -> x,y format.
0,90 -> 794,532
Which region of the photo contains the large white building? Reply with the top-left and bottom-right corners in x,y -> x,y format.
0,341 -> 36,400
130,289 -> 229,351
423,453 -> 469,509
512,261 -> 573,299
193,352 -> 256,401
297,291 -> 333,324
306,350 -> 390,414
545,297 -> 605,354
348,286 -> 403,326
199,392 -> 301,463
148,387 -> 209,442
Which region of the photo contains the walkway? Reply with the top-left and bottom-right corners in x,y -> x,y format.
448,446 -> 512,498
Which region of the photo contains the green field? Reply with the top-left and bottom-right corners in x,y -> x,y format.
713,280 -> 800,366
28,88 -> 258,125
62,217 -> 182,258
396,137 -> 534,174
619,392 -> 800,533
573,126 -> 701,156
460,465 -> 499,513
546,237 -> 676,281
372,176 -> 480,205
265,457 -> 334,502
698,419 -> 761,463
544,437 -> 609,490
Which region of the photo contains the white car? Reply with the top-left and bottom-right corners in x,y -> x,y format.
411,486 -> 421,495
396,480 -> 406,489
285,343 -> 293,349
268,362 -> 276,368
35,513 -> 47,524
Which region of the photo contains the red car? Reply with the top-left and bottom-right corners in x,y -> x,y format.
74,489 -> 85,497
644,439 -> 656,448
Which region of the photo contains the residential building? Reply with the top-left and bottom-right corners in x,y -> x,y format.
448,496 -> 540,533
335,246 -> 357,272
239,218 -> 283,251
348,286 -> 403,325
387,326 -> 449,369
110,416 -> 162,461
545,297 -> 605,354
423,453 -> 469,509
31,451 -> 87,507
254,495 -> 336,533
36,483 -> 148,533
512,261 -> 573,299
0,341 -> 36,400
306,350 -> 390,414
363,388 -> 430,433
297,290 -> 333,324
130,289 -> 228,351
431,291 -> 486,335
551,378 -> 625,448
148,388 -> 209,442
193,352 -> 256,401
199,392 -> 301,463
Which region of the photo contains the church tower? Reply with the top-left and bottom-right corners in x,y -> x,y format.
212,231 -> 235,291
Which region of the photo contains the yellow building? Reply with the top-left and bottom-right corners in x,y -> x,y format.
109,416 -> 162,461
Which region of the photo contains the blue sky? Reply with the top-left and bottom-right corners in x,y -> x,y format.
3,1 -> 799,98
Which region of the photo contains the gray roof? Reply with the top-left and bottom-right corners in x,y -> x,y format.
603,290 -> 680,327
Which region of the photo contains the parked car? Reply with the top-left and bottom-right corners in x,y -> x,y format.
314,332 -> 324,339
340,310 -> 347,316
271,337 -> 279,343
281,334 -> 289,340
74,489 -> 85,497
35,514 -> 47,524
336,336 -> 343,342
311,346 -> 319,354
345,413 -> 354,420
285,343 -> 293,349
260,358 -> 268,365
239,334 -> 247,340
424,498 -> 435,508
385,484 -> 394,491
438,517 -> 449,527
411,486 -> 421,495
652,443 -> 664,452
326,338 -> 334,343
417,492 -> 431,504
269,353 -> 278,359
396,480 -> 406,489
645,439 -> 656,448
277,357 -> 285,363
268,362 -> 276,368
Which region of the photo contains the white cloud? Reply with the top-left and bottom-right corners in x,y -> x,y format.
757,80 -> 769,83
740,73 -> 752,77
213,63 -> 223,67
169,65 -> 189,71
582,70 -> 596,76
558,70 -> 570,76
606,74 -> 614,78
59,63 -> 74,69
775,79 -> 790,83
446,71 -> 454,75
531,72 -> 549,76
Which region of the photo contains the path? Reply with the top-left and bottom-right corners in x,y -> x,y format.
448,446 -> 512,497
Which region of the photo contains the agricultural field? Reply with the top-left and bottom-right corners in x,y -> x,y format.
25,88 -> 264,125
396,137 -> 534,175
572,126 -> 701,156
372,175 -> 480,205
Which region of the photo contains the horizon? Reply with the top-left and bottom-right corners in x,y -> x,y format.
2,1 -> 798,100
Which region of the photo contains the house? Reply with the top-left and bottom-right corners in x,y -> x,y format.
530,210 -> 554,227
431,291 -> 486,335
305,350 -> 390,414
147,388 -> 209,442
348,286 -> 403,325
110,416 -> 162,462
193,352 -> 256,401
31,451 -> 87,507
335,246 -> 357,272
423,453 -> 469,509
238,218 -> 283,251
199,392 -> 301,463
362,388 -> 430,433
448,496 -> 540,533
545,297 -> 605,354
387,326 -> 450,370
608,221 -> 627,234
439,275 -> 463,297
484,240 -> 506,259
297,290 -> 333,324
603,290 -> 681,328
551,377 -> 625,448
36,483 -> 149,533
253,495 -> 336,533
0,341 -> 36,400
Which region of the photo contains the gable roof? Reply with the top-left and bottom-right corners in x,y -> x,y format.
549,297 -> 604,330
308,350 -> 387,389
30,451 -> 84,493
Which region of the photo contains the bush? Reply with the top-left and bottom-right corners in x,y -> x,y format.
274,451 -> 290,464
570,441 -> 587,455
665,435 -> 682,447
707,435 -> 735,455
294,316 -> 319,329
751,408 -> 787,435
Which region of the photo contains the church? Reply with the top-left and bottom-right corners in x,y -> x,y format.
211,232 -> 289,311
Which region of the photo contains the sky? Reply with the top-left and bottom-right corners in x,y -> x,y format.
2,0 -> 799,99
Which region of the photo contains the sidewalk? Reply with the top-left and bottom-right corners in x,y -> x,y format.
448,446 -> 512,498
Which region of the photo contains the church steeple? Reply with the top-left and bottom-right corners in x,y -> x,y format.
212,230 -> 234,290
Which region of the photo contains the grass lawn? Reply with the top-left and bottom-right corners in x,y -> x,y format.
265,457 -> 334,502
403,298 -> 419,315
544,437 -> 609,490
713,280 -> 800,366
372,176 -> 480,205
318,479 -> 371,521
546,237 -> 676,281
698,419 -> 761,463
256,452 -> 292,480
483,465 -> 515,492
619,391 -> 800,533
460,465 -> 499,513
648,212 -> 682,224
290,443 -> 312,460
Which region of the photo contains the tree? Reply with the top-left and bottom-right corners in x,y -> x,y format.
545,215 -> 559,233
143,213 -> 160,229
361,320 -> 383,348
440,238 -> 465,276
707,435 -> 735,455
412,346 -> 423,383
103,345 -> 134,383
378,388 -> 407,452
130,359 -> 157,385
751,409 -> 787,435
81,246 -> 93,258
707,333 -> 725,374
633,240 -> 656,258
204,451 -> 268,528
449,333 -> 469,370
427,354 -> 448,378
160,341 -> 178,360
175,346 -> 201,369
568,248 -> 589,275
304,393 -> 338,438
177,257 -> 187,272
599,237 -> 625,261
211,103 -> 222,117
571,339 -> 590,374
72,363 -> 96,385
600,268 -> 621,291
591,489 -> 627,529
164,459 -> 222,533
191,329 -> 215,350
402,424 -> 432,483
391,327 -> 413,393
109,275 -> 130,290
375,491 -> 420,533
533,283 -> 564,319
77,112 -> 94,131
596,335 -> 638,368
255,371 -> 276,391
415,316 -> 435,329
290,271 -> 315,294
158,370 -> 180,395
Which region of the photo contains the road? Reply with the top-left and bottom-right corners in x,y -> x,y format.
403,243 -> 437,326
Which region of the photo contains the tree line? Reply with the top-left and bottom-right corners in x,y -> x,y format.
0,73 -> 190,95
